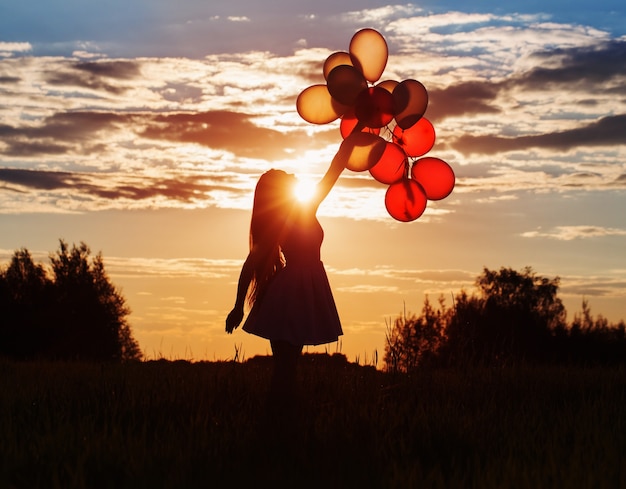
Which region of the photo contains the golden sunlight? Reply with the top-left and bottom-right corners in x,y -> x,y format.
294,177 -> 317,202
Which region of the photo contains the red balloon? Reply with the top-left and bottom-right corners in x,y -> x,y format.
340,108 -> 380,139
326,65 -> 368,106
393,117 -> 435,157
354,87 -> 394,129
410,157 -> 455,200
385,178 -> 427,222
393,79 -> 428,129
369,142 -> 406,184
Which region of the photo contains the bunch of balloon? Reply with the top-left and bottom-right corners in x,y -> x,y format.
296,28 -> 455,222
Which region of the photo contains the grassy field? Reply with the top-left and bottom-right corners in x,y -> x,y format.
1,355 -> 624,489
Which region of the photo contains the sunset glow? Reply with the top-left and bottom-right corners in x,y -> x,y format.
1,1 -> 625,363
294,177 -> 317,203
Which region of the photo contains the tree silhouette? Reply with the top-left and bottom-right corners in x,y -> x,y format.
440,267 -> 566,365
0,240 -> 141,361
0,249 -> 53,358
472,266 -> 566,362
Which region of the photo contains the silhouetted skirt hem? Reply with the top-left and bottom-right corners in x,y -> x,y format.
242,261 -> 343,346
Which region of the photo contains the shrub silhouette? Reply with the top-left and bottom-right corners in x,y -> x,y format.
0,240 -> 141,361
384,267 -> 625,371
384,296 -> 447,372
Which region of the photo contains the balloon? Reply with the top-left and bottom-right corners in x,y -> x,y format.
340,131 -> 386,172
376,79 -> 399,93
349,28 -> 388,83
369,142 -> 406,184
393,79 -> 428,129
385,178 -> 427,222
340,108 -> 380,139
326,65 -> 368,106
354,86 -> 394,128
323,52 -> 353,80
296,84 -> 348,124
410,157 -> 455,200
393,117 -> 435,157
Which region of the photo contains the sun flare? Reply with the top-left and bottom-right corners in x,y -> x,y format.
294,177 -> 317,203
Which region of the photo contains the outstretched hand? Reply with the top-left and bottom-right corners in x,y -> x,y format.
225,307 -> 244,334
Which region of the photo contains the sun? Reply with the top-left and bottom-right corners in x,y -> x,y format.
293,176 -> 317,203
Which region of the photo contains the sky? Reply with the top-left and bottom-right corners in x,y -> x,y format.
1,0 -> 625,364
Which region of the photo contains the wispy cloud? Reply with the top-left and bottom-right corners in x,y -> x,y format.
0,42 -> 32,57
521,225 -> 626,240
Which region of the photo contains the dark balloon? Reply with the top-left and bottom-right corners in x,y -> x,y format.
369,142 -> 406,184
326,65 -> 368,106
385,178 -> 427,222
392,79 -> 428,130
411,157 -> 455,200
323,51 -> 353,80
393,117 -> 435,157
354,87 -> 395,128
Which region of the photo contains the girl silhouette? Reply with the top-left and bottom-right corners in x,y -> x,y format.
226,141 -> 349,404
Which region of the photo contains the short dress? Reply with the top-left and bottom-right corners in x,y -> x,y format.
242,206 -> 343,346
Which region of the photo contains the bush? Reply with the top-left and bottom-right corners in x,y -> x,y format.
384,267 -> 626,371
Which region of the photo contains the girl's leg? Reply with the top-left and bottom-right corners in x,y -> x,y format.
269,339 -> 302,400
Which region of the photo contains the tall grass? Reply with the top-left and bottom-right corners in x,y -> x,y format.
1,357 -> 624,488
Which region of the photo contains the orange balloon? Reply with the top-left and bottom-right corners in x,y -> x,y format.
340,108 -> 380,139
341,131 -> 386,172
393,117 -> 435,157
326,65 -> 368,106
393,79 -> 428,129
376,79 -> 399,93
411,157 -> 455,200
296,84 -> 348,124
323,51 -> 353,80
385,178 -> 427,222
349,28 -> 388,83
369,142 -> 406,184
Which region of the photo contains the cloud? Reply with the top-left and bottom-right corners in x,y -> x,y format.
0,76 -> 21,84
521,225 -> 626,240
517,40 -> 626,90
0,42 -> 32,57
139,111 -> 318,159
0,111 -> 122,157
559,274 -> 626,299
452,114 -> 626,154
0,168 -> 234,204
106,256 -> 242,280
336,284 -> 399,294
44,60 -> 142,94
428,81 -> 501,120
0,107 -> 333,162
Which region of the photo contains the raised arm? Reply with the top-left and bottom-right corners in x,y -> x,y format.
309,139 -> 351,211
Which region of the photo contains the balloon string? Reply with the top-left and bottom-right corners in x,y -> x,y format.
349,121 -> 365,136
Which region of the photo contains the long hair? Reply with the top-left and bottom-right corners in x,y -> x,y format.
247,169 -> 294,306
